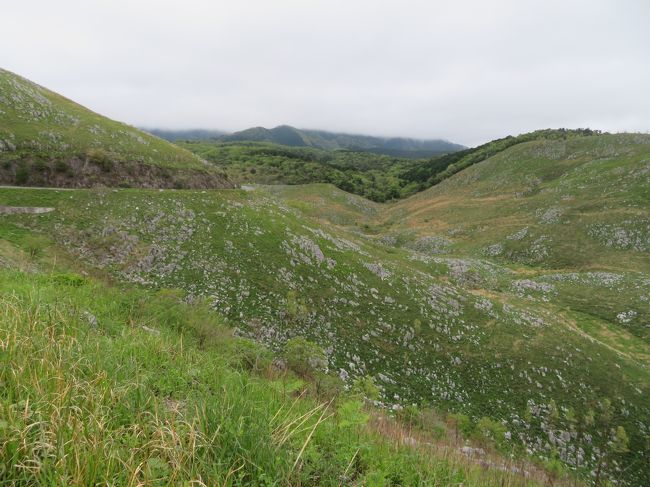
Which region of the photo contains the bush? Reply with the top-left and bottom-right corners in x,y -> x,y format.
233,338 -> 273,373
15,163 -> 29,184
54,160 -> 71,174
32,159 -> 48,171
431,424 -> 447,440
475,416 -> 508,450
338,399 -> 369,429
86,148 -> 113,172
397,404 -> 421,428
284,337 -> 327,378
352,375 -> 380,401
544,454 -> 566,486
24,235 -> 45,259
446,412 -> 472,441
285,290 -> 309,322
315,373 -> 344,399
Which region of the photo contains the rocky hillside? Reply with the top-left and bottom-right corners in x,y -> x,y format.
1,73 -> 648,483
0,68 -> 232,189
1,130 -> 648,486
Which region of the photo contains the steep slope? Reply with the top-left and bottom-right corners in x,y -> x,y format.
381,134 -> 650,341
1,177 -> 647,485
385,134 -> 650,264
219,125 -> 464,157
0,68 -> 232,188
1,250 -> 555,486
399,128 -> 602,191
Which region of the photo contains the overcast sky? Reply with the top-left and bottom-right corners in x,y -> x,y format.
2,0 -> 649,146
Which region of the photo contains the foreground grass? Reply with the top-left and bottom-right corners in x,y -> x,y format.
0,268 -> 556,486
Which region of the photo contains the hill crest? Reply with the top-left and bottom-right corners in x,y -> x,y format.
0,68 -> 233,189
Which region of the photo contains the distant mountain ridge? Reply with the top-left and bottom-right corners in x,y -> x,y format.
150,124 -> 465,158
144,128 -> 228,141
220,125 -> 465,157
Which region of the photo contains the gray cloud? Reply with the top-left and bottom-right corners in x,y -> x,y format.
2,0 -> 649,146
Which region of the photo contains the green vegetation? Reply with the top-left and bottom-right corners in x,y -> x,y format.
400,128 -> 604,190
1,132 -> 648,485
0,241 -> 564,486
1,74 -> 648,485
0,68 -> 231,188
181,129 -> 603,202
179,141 -> 422,201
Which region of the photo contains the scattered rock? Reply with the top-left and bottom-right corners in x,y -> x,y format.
82,311 -> 98,328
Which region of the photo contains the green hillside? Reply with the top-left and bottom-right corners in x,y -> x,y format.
386,133 -> 649,265
181,129 -> 603,203
2,130 -> 648,486
0,204 -> 568,487
1,82 -> 649,487
2,256 -> 557,486
398,128 -> 603,191
0,68 -> 231,188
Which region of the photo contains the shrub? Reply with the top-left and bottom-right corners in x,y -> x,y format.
86,148 -> 113,172
338,399 -> 369,429
15,163 -> 29,184
32,159 -> 48,171
315,373 -> 344,399
24,235 -> 46,260
544,454 -> 566,487
396,404 -> 421,428
285,290 -> 309,322
446,412 -> 472,441
352,375 -> 380,401
54,160 -> 70,173
233,338 -> 273,373
475,416 -> 508,450
284,337 -> 327,378
431,424 -> 447,440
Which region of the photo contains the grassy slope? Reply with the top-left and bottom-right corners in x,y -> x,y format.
383,134 -> 650,343
254,134 -> 650,484
0,68 -> 231,188
399,128 -> 602,190
0,167 -> 647,484
0,233 -> 558,486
